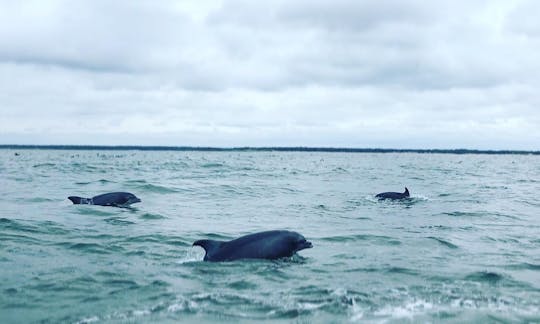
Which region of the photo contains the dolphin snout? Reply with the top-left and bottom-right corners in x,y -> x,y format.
298,240 -> 313,250
129,197 -> 142,204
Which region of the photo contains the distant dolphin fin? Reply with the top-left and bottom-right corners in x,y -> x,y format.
404,187 -> 410,196
68,196 -> 91,204
193,239 -> 224,261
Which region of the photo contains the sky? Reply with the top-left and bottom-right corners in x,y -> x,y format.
1,0 -> 539,149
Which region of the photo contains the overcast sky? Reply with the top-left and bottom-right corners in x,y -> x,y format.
1,0 -> 539,149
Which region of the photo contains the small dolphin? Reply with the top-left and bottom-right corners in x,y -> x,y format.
375,187 -> 410,200
68,192 -> 141,207
193,230 -> 313,262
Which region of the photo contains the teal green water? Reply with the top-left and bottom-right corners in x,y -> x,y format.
1,150 -> 540,323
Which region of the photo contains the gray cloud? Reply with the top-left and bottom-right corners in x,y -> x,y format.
0,0 -> 539,149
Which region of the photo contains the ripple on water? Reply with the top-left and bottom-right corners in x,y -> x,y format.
54,242 -> 125,255
1,232 -> 45,245
0,218 -> 40,233
227,280 -> 258,290
75,179 -> 116,185
464,271 -> 505,284
32,163 -> 56,168
505,263 -> 540,271
134,183 -> 178,193
443,211 -> 485,217
201,162 -> 225,168
71,288 -> 540,324
139,213 -> 166,220
3,150 -> 540,324
124,234 -> 190,247
103,279 -> 140,289
104,217 -> 136,226
421,225 -> 453,231
0,218 -> 69,236
21,197 -> 56,203
320,234 -> 401,245
124,179 -> 148,184
427,236 -> 459,249
163,287 -> 369,321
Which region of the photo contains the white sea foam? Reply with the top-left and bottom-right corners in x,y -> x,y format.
176,247 -> 205,264
74,316 -> 99,324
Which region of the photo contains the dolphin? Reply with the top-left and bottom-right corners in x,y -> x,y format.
193,230 -> 313,262
68,192 -> 141,207
375,187 -> 410,200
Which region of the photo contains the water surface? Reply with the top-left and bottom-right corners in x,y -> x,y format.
1,150 -> 539,323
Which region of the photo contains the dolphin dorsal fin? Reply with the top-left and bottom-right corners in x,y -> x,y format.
68,196 -> 92,204
404,187 -> 410,197
193,240 -> 224,261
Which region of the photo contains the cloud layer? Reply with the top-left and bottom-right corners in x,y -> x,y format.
1,0 -> 539,149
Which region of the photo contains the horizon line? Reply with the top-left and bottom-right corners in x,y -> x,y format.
1,144 -> 539,155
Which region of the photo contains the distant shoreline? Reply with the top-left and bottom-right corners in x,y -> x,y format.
1,144 -> 539,155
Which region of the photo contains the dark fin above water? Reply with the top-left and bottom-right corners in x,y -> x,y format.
68,196 -> 90,204
404,187 -> 410,197
193,239 -> 224,261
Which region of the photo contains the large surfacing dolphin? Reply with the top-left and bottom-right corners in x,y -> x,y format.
193,230 -> 313,262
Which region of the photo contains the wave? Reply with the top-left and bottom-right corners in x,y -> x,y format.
201,162 -> 225,168
104,217 -> 136,226
320,234 -> 401,245
72,287 -> 357,322
103,279 -> 139,288
75,179 -> 116,185
343,266 -> 418,275
69,162 -> 99,171
124,179 -> 148,184
51,240 -> 126,255
124,234 -> 190,247
20,197 -> 56,203
427,236 -> 459,249
505,263 -> 540,271
443,211 -> 521,220
443,211 -> 485,217
154,291 -> 540,323
0,218 -> 69,235
464,271 -> 505,284
32,163 -> 56,168
139,213 -> 166,220
58,242 -> 113,254
134,183 -> 178,193
227,280 -> 259,290
0,232 -> 46,245
195,232 -> 232,240
420,225 -> 453,231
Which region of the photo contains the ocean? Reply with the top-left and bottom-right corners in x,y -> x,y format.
1,149 -> 539,323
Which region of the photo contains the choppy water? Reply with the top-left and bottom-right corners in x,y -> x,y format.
1,149 -> 540,323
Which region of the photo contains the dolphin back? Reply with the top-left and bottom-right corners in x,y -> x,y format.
90,192 -> 140,207
376,187 -> 410,200
194,230 -> 312,262
376,192 -> 403,199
